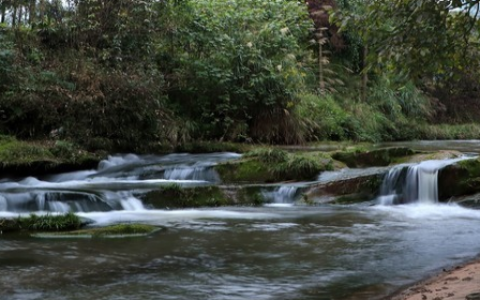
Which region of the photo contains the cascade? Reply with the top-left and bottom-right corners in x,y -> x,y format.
262,185 -> 299,205
0,153 -> 238,213
378,158 -> 467,205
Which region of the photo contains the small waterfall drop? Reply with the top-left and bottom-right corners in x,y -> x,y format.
0,153 -> 240,213
378,157 -> 468,205
263,186 -> 299,206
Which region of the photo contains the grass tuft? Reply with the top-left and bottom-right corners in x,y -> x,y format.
0,213 -> 82,233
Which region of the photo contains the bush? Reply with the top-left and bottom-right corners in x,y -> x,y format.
158,0 -> 314,143
294,93 -> 350,141
244,148 -> 289,164
0,213 -> 82,233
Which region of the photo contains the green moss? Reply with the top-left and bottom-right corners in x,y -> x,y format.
216,150 -> 335,183
144,185 -> 269,208
31,224 -> 160,238
437,158 -> 480,201
215,159 -> 276,183
236,186 -> 267,206
458,158 -> 480,177
143,185 -> 230,208
273,156 -> 325,181
332,147 -> 415,168
0,213 -> 83,233
394,150 -> 462,164
0,138 -> 56,164
0,136 -> 103,176
244,148 -> 289,163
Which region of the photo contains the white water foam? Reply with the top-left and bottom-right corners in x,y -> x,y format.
378,157 -> 474,205
262,186 -> 299,207
372,202 -> 480,221
76,209 -> 279,226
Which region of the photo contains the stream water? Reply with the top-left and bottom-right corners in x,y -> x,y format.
1,149 -> 480,300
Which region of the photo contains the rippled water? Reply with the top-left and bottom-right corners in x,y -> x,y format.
1,149 -> 480,300
1,203 -> 480,300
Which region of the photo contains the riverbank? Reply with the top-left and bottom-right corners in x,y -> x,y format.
389,258 -> 480,300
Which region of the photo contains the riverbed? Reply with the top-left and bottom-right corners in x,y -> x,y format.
0,145 -> 480,300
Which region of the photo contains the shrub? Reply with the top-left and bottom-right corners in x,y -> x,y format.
157,0 -> 314,143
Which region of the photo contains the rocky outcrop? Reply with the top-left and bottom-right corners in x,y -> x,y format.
214,149 -> 334,183
332,147 -> 416,168
141,185 -> 267,208
438,158 -> 480,201
304,173 -> 384,204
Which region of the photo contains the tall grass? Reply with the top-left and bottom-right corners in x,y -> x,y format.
293,74 -> 435,142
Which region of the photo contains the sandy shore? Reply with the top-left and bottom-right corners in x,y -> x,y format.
389,260 -> 480,300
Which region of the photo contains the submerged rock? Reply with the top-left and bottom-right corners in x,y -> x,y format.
31,224 -> 161,239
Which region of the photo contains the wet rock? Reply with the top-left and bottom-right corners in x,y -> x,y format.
438,158 -> 480,201
466,292 -> 480,300
31,224 -> 161,239
214,149 -> 334,183
304,173 -> 384,204
142,185 -> 266,208
0,158 -> 101,177
400,150 -> 463,164
331,147 -> 416,168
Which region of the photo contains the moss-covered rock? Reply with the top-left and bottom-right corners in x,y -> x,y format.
304,174 -> 384,204
438,158 -> 480,201
332,147 -> 416,168
395,150 -> 463,164
215,148 -> 334,183
142,184 -> 268,208
0,213 -> 83,234
215,159 -> 276,183
31,224 -> 160,238
142,185 -> 230,208
0,136 -> 103,176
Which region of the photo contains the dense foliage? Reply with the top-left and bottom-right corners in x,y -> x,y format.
0,0 -> 479,150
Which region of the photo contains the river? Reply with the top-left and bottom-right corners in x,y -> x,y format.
0,144 -> 480,300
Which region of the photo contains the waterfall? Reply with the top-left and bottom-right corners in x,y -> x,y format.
0,153 -> 240,213
378,158 -> 466,205
262,185 -> 299,206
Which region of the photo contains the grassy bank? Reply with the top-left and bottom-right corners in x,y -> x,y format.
0,1 -> 478,150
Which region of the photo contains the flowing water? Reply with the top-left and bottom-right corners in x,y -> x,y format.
1,151 -> 480,300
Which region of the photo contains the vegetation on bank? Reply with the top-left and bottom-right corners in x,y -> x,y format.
0,0 -> 478,152
0,135 -> 103,175
0,213 -> 159,238
0,213 -> 82,233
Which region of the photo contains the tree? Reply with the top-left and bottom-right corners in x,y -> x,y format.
336,0 -> 480,84
156,0 -> 314,142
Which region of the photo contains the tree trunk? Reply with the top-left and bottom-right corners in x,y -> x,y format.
319,40 -> 325,93
12,4 -> 17,27
29,0 -> 36,25
18,5 -> 23,26
39,0 -> 44,23
1,4 -> 5,24
361,45 -> 368,102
